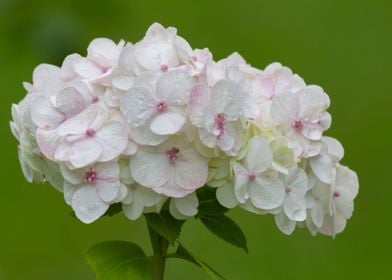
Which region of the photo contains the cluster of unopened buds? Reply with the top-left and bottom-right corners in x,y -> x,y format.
10,23 -> 358,237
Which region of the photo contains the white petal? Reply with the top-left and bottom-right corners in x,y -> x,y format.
244,137 -> 273,173
74,58 -> 103,78
130,150 -> 170,188
310,202 -> 324,228
249,177 -> 285,210
56,87 -> 85,117
57,105 -> 99,136
69,138 -> 102,168
188,85 -> 210,127
60,164 -> 84,185
95,121 -> 128,161
156,70 -> 192,105
322,136 -> 344,161
174,148 -> 208,192
298,86 -> 330,117
36,128 -> 61,159
123,199 -> 144,220
95,181 -> 120,203
120,87 -> 156,126
270,91 -> 299,123
173,192 -> 198,217
335,165 -> 359,199
275,211 -> 296,235
216,182 -> 238,208
87,38 -> 119,68
30,97 -> 63,130
233,163 -> 250,204
71,185 -> 109,224
284,194 -> 307,222
211,80 -> 244,120
150,111 -> 185,135
310,154 -> 334,184
128,123 -> 168,146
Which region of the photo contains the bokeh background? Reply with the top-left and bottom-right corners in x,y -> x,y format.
0,0 -> 391,279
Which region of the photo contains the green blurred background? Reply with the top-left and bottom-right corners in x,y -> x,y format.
0,0 -> 391,279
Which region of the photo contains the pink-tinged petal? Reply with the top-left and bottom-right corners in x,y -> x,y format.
244,137 -> 273,173
156,70 -> 192,105
54,140 -> 72,161
211,80 -> 244,120
87,38 -> 120,68
130,150 -> 170,188
56,87 -> 85,117
30,97 -> 63,130
188,85 -> 210,127
173,149 -> 208,193
60,54 -> 81,81
275,211 -> 296,235
270,91 -> 299,123
95,180 -> 120,203
298,85 -> 330,117
71,185 -> 109,224
69,138 -> 102,168
36,128 -> 61,159
250,176 -> 285,210
301,122 -> 323,141
150,111 -> 185,135
120,87 -> 156,126
94,121 -> 128,161
74,58 -> 103,79
57,105 -> 98,136
32,64 -> 62,91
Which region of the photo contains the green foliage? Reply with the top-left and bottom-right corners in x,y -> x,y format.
144,211 -> 185,244
199,214 -> 248,253
86,241 -> 152,280
197,187 -> 248,253
197,187 -> 229,216
169,243 -> 227,280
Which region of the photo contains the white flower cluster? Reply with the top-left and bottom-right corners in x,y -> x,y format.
10,23 -> 358,236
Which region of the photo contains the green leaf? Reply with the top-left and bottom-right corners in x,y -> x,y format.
169,243 -> 226,280
200,214 -> 248,253
144,211 -> 185,244
197,187 -> 228,216
103,203 -> 122,217
86,241 -> 152,280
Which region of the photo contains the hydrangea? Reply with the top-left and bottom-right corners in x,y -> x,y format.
10,22 -> 358,237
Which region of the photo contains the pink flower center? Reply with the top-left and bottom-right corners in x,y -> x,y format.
285,187 -> 292,193
192,55 -> 198,62
292,119 -> 303,130
92,96 -> 99,103
215,113 -> 225,138
166,147 -> 180,162
85,128 -> 96,137
160,64 -> 168,72
84,169 -> 97,183
248,173 -> 256,181
333,190 -> 340,198
156,101 -> 168,112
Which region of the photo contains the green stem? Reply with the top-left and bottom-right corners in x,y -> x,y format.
148,224 -> 169,280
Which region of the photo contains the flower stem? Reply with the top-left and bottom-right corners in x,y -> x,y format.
148,224 -> 169,280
